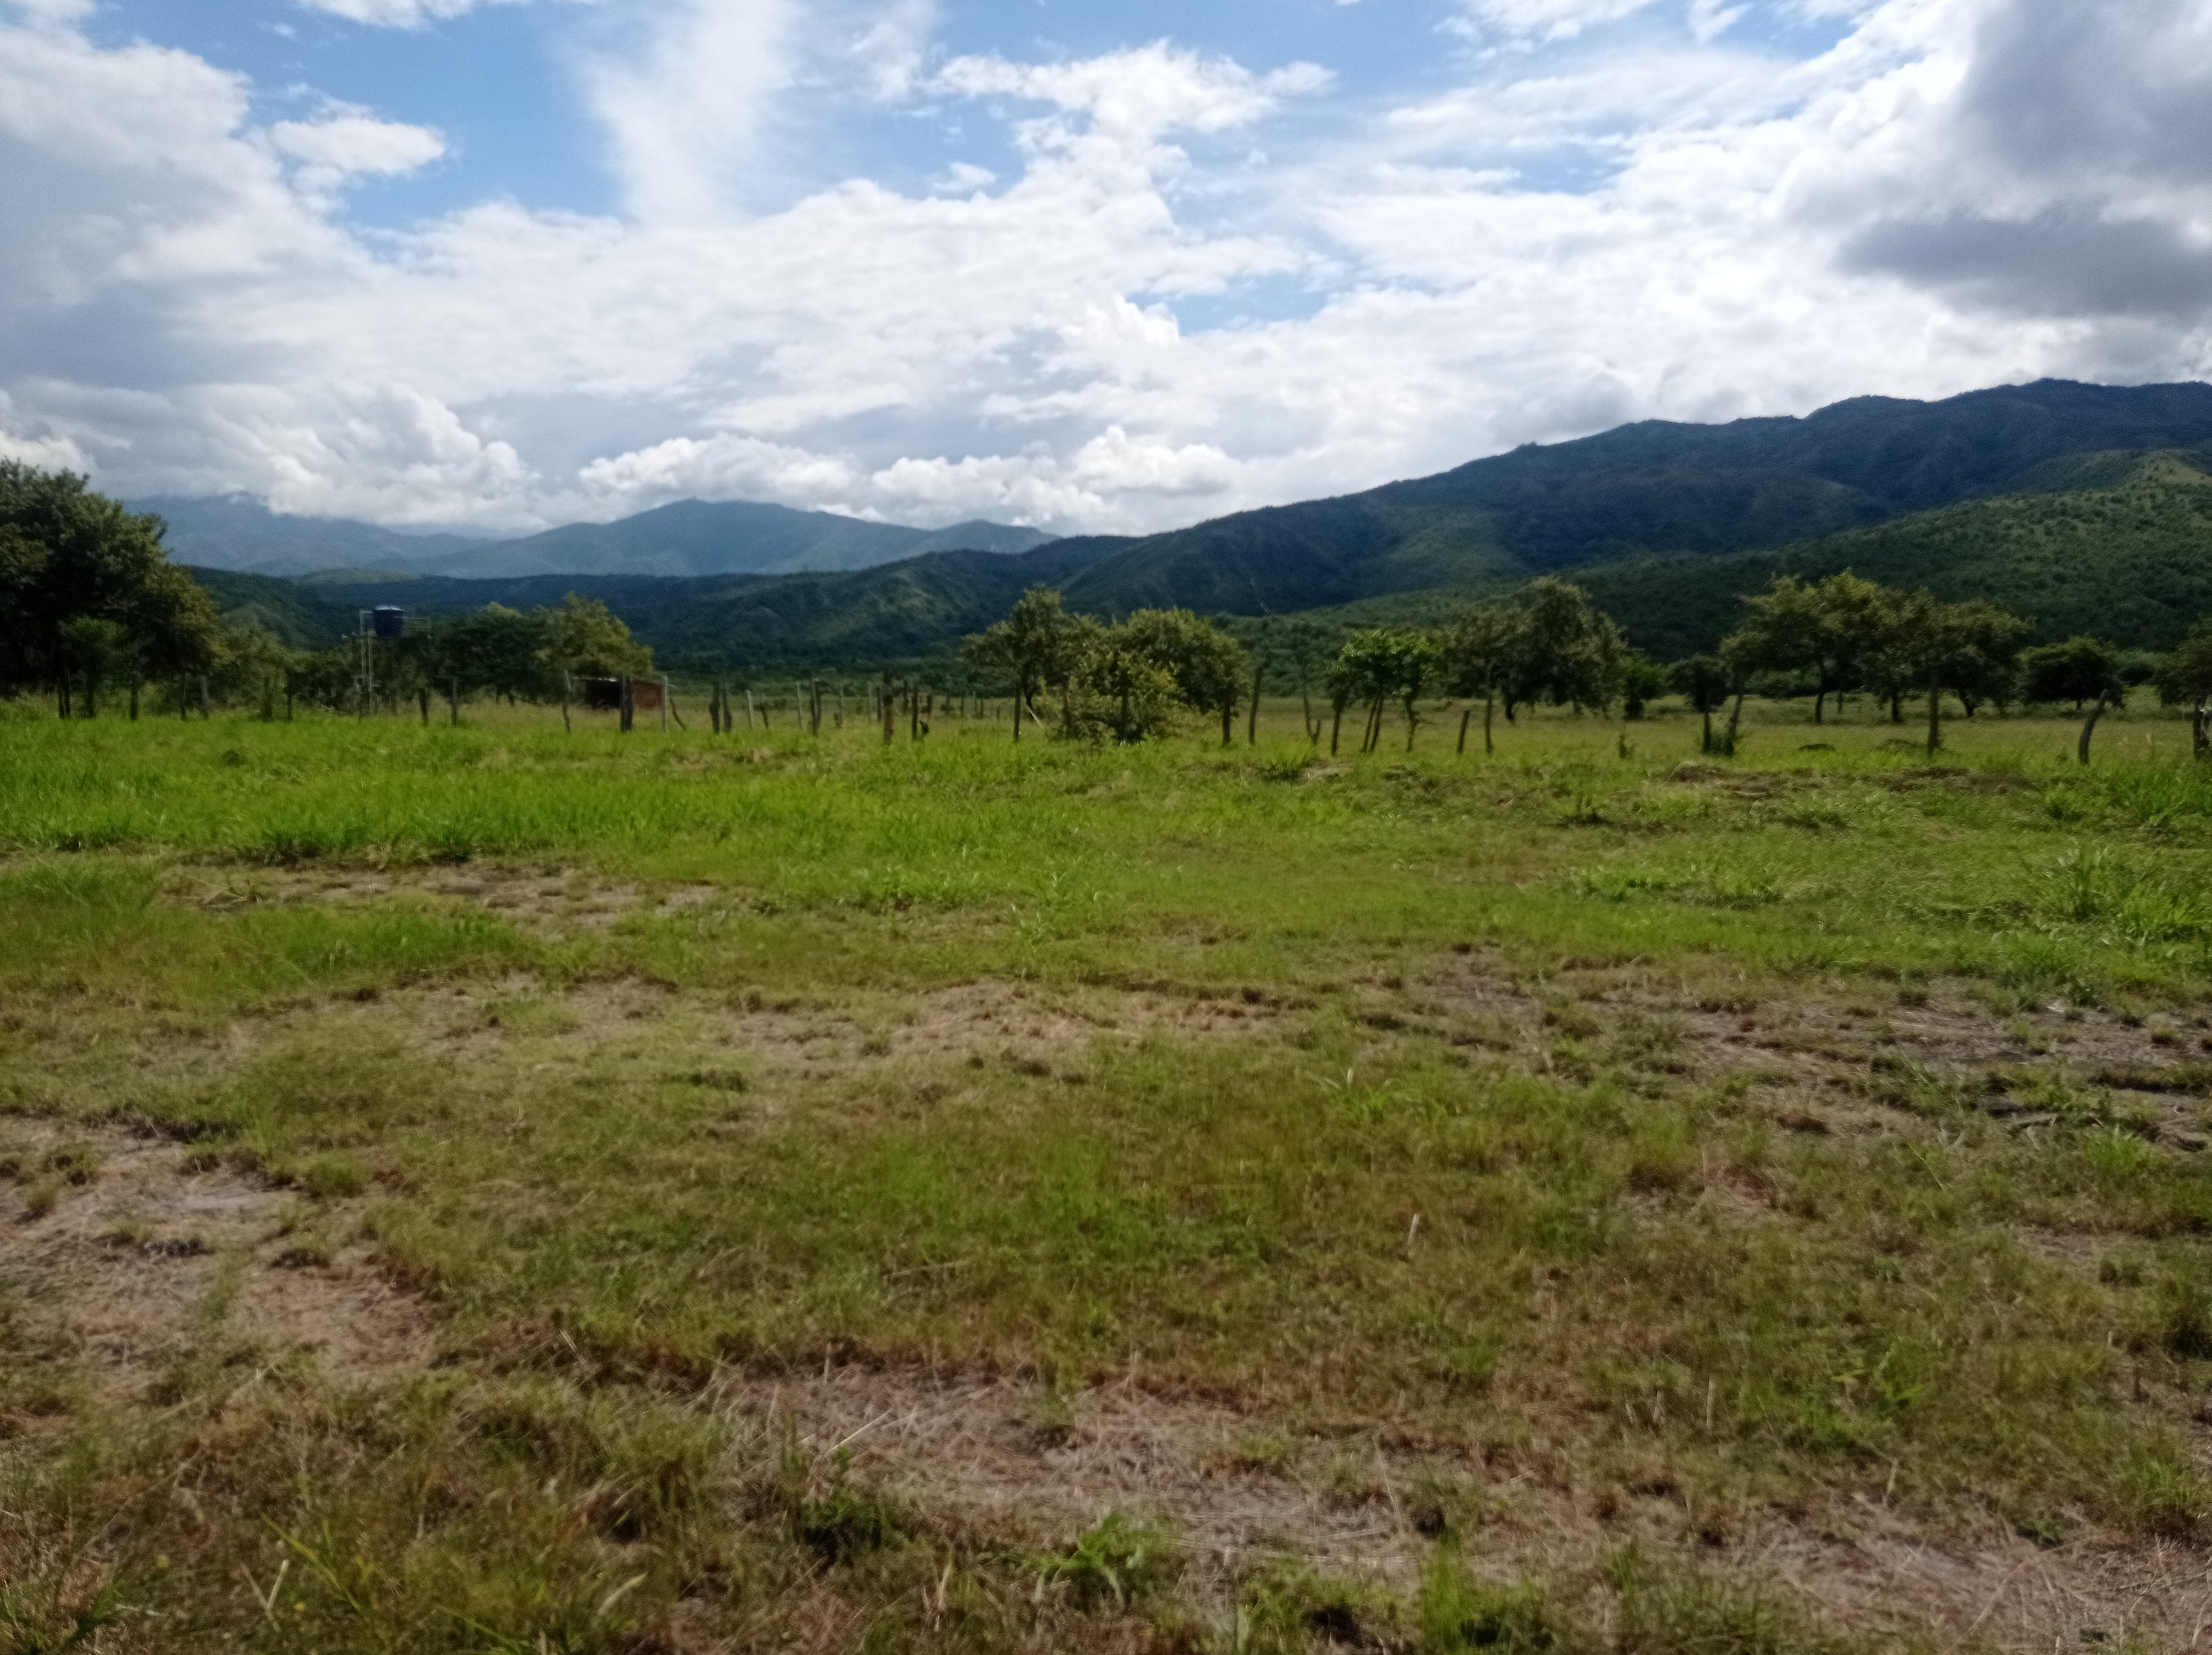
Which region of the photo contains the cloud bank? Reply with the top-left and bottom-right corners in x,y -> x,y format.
2,0 -> 2209,535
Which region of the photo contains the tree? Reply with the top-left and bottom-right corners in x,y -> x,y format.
542,594 -> 653,684
1723,572 -> 1893,724
1275,618 -> 1334,745
2021,636 -> 2128,764
1885,594 -> 2030,756
403,605 -> 556,704
0,462 -> 219,711
1619,650 -> 1668,720
2021,637 -> 2126,712
211,619 -> 299,720
963,586 -> 1097,741
1670,654 -> 1733,754
54,616 -> 129,718
1068,631 -> 1182,743
1441,605 -> 1521,756
2157,618 -> 2212,761
1503,578 -> 1624,717
1242,619 -> 1271,746
1326,629 -> 1441,753
1120,608 -> 1249,745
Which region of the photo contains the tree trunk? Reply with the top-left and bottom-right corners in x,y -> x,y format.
130,675 -> 140,722
1484,694 -> 1495,757
419,687 -> 430,725
1247,661 -> 1262,745
883,672 -> 896,743
1013,682 -> 1022,742
2078,691 -> 2109,765
1458,709 -> 1470,755
1926,683 -> 1942,754
57,679 -> 69,719
1221,704 -> 1233,746
1814,686 -> 1825,726
1330,703 -> 1343,756
1701,707 -> 1712,753
1302,688 -> 1318,745
2193,702 -> 2209,761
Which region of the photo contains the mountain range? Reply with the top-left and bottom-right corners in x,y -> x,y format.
142,494 -> 1054,580
182,378 -> 2212,670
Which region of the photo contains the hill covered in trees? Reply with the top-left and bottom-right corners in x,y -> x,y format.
184,379 -> 2212,672
1350,448 -> 2212,657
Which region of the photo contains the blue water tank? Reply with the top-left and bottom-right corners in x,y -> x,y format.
371,606 -> 405,640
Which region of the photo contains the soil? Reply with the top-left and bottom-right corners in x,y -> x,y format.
0,1120 -> 436,1406
721,1361 -> 2212,1651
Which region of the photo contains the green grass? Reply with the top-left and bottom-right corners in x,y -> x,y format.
3,695 -> 2210,1652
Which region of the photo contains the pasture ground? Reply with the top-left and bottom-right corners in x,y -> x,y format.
3,695 -> 2211,1653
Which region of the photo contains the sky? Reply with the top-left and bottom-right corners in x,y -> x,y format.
2,0 -> 2209,537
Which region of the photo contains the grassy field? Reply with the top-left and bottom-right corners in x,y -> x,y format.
3,694 -> 2211,1654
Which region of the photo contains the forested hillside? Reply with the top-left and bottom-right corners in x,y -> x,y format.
1566,450 -> 2212,657
184,381 -> 2212,673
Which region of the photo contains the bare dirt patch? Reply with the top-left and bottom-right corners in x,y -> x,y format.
170,862 -> 722,937
1406,951 -> 2212,1146
0,1120 -> 436,1403
728,1363 -> 2212,1650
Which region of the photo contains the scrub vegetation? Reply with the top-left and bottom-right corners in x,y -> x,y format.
4,693 -> 2212,1653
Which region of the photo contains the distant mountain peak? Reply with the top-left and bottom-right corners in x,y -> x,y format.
140,491 -> 1056,581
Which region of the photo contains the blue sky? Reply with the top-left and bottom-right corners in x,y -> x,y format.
3,0 -> 2208,533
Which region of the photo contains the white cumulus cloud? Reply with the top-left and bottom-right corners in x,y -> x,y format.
2,0 -> 2210,537
295,0 -> 532,27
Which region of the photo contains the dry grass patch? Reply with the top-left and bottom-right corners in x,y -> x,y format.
0,1118 -> 436,1409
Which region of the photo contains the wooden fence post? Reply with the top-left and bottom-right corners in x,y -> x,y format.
450,677 -> 461,726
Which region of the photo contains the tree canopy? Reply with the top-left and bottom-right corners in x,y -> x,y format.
0,462 -> 220,696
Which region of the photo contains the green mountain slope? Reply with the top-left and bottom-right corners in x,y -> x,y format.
186,567 -> 359,648
182,381 -> 2212,674
1564,450 -> 2212,658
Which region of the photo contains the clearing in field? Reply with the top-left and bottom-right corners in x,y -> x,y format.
3,699 -> 2211,1654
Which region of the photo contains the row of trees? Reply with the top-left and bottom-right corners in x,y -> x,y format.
959,572 -> 2212,761
332,597 -> 654,711
4,461 -> 665,721
9,458 -> 2209,757
1692,571 -> 2212,759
